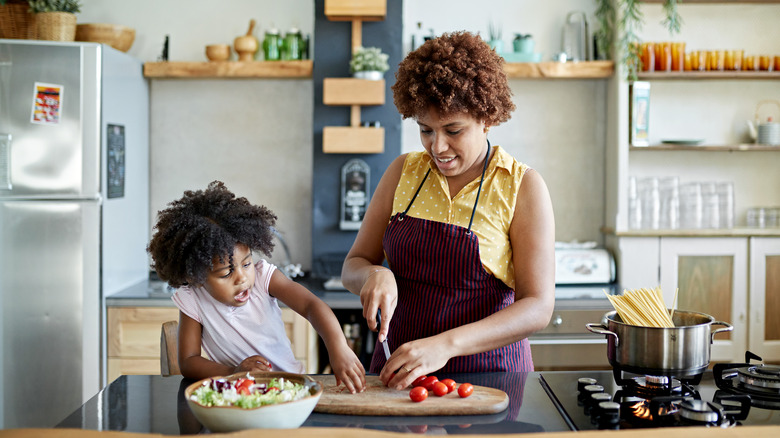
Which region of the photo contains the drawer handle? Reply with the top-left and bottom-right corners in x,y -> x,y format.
551,315 -> 563,326
586,323 -> 618,347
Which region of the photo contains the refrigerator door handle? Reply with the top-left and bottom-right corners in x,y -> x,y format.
0,133 -> 11,190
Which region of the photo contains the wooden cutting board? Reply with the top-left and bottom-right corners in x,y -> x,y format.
313,375 -> 509,416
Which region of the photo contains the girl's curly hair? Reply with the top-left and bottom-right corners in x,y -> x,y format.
392,31 -> 515,126
147,181 -> 277,288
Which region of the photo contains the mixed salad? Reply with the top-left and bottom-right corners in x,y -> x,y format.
190,374 -> 310,409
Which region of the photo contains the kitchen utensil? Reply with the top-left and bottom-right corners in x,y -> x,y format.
377,309 -> 390,360
746,100 -> 780,145
234,19 -> 259,61
184,372 -> 322,432
75,23 -> 135,52
205,44 -> 230,62
586,310 -> 732,376
313,375 -> 508,416
561,11 -> 588,62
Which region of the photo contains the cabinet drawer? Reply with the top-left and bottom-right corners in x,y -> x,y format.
533,308 -> 610,338
107,358 -> 161,383
107,307 -> 179,357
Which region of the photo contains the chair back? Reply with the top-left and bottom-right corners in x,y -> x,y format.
160,320 -> 180,376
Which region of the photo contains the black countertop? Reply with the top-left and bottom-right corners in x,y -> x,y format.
56,373 -> 570,434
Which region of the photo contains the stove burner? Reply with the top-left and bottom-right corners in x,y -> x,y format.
713,351 -> 780,410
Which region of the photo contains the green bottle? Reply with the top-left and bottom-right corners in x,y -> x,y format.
263,28 -> 281,61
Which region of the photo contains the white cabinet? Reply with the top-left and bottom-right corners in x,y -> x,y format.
748,237 -> 780,362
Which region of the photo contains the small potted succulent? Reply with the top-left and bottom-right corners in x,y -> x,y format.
349,46 -> 389,80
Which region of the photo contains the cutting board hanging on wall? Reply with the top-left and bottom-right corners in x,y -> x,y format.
313,375 -> 509,416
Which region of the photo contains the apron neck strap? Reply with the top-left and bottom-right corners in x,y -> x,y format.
467,140 -> 491,232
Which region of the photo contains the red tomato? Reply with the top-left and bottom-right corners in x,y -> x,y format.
421,376 -> 439,391
411,375 -> 428,388
235,378 -> 253,395
440,378 -> 457,394
409,386 -> 428,402
458,383 -> 474,398
432,381 -> 449,397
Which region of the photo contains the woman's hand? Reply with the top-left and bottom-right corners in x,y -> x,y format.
233,355 -> 273,373
379,336 -> 451,390
360,268 -> 398,343
328,344 -> 367,394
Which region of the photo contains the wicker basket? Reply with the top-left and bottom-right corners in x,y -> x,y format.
0,2 -> 37,39
35,11 -> 76,41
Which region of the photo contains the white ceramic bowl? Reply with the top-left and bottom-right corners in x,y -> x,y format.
184,372 -> 322,432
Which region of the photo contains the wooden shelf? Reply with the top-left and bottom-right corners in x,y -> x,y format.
323,126 -> 384,153
143,60 -> 313,78
325,0 -> 386,21
606,227 -> 780,238
503,61 -> 614,79
323,78 -> 385,105
630,144 -> 780,151
637,71 -> 780,80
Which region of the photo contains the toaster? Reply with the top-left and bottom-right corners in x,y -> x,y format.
555,247 -> 615,285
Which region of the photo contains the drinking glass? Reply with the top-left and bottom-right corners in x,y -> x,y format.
759,55 -> 773,71
707,50 -> 724,71
671,42 -> 685,71
655,42 -> 671,71
700,182 -> 720,229
639,177 -> 660,230
743,55 -> 756,71
680,183 -> 702,229
767,208 -> 780,228
690,51 -> 706,71
717,182 -> 734,229
724,50 -> 743,71
640,42 -> 655,72
659,177 -> 680,230
747,207 -> 766,228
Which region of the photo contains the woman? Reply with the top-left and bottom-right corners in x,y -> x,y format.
341,31 -> 555,390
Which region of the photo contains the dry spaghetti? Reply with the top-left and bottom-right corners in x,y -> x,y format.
605,287 -> 675,328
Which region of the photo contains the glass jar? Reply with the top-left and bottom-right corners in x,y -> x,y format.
282,27 -> 302,60
263,28 -> 281,61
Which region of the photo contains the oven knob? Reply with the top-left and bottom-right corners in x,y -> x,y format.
588,392 -> 612,419
579,383 -> 604,404
578,377 -> 598,392
597,401 -> 621,429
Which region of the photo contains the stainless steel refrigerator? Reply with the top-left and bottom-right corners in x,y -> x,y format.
0,40 -> 150,428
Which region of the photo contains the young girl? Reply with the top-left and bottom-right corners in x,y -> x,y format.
147,181 -> 366,393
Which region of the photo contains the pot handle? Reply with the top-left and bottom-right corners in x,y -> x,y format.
586,323 -> 618,347
710,321 -> 733,344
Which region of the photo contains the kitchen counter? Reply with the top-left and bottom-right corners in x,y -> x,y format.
57,372 -> 568,434
50,372 -> 780,437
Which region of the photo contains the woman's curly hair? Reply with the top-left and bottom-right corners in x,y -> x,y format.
392,31 -> 515,125
147,181 -> 277,288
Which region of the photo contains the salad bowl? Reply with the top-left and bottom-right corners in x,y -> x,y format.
184,371 -> 322,431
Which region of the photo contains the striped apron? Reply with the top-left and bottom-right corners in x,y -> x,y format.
369,145 -> 533,374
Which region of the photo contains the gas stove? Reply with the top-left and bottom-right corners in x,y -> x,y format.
539,352 -> 780,430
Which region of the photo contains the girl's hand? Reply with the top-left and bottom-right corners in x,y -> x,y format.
379,336 -> 451,390
234,355 -> 273,373
329,345 -> 366,394
360,268 -> 397,343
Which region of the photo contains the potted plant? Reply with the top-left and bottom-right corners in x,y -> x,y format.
27,0 -> 82,41
594,0 -> 682,79
349,46 -> 389,80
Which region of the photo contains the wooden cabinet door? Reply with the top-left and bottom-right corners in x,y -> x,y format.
281,308 -> 319,373
659,237 -> 748,363
749,237 -> 780,362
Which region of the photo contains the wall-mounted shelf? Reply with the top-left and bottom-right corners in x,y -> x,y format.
630,144 -> 779,151
325,0 -> 386,21
323,78 -> 385,105
503,61 -> 614,79
143,60 -> 313,78
637,71 -> 780,80
323,126 -> 385,153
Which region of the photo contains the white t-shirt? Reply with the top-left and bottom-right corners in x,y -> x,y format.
171,259 -> 304,373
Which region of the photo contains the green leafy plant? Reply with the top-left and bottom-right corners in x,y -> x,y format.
27,0 -> 81,13
594,0 -> 682,80
349,46 -> 389,73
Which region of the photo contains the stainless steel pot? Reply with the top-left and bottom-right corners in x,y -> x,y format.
586,310 -> 732,375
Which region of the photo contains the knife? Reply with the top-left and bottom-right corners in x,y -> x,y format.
377,309 -> 391,360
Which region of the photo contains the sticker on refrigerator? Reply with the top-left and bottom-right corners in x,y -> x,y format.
107,124 -> 125,199
31,82 -> 63,125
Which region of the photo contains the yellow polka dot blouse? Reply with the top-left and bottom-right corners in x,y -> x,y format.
391,145 -> 529,289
